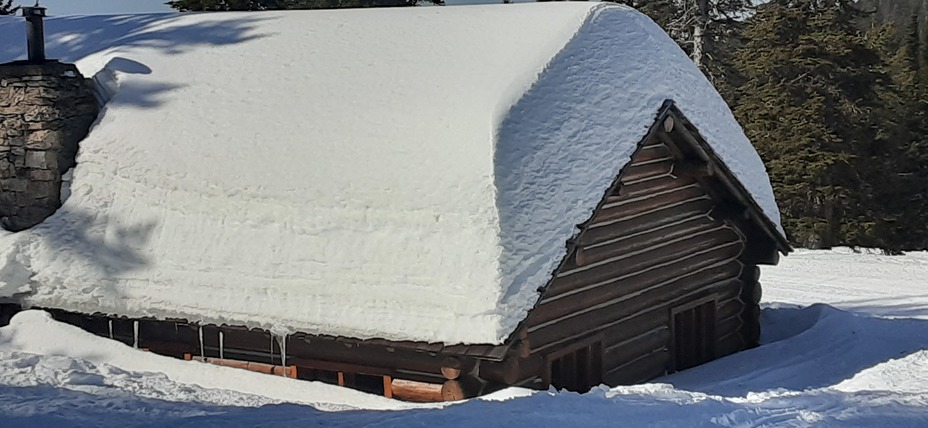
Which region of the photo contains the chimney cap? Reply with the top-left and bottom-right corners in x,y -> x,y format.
21,6 -> 47,18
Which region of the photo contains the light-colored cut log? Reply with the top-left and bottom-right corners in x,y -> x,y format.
189,356 -> 297,378
391,379 -> 444,402
441,377 -> 483,401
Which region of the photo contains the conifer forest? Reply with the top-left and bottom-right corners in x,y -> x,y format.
174,0 -> 928,252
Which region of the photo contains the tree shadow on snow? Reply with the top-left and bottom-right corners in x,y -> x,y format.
21,206 -> 157,303
90,56 -> 185,109
2,381 -> 928,428
0,13 -> 272,64
661,303 -> 928,397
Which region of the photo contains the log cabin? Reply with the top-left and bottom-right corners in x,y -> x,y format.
0,3 -> 789,401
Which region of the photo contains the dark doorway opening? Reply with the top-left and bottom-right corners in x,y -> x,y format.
547,339 -> 603,393
671,298 -> 717,371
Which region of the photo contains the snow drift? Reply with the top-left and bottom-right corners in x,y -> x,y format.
0,3 -> 783,344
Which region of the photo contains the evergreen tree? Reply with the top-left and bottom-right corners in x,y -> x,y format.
611,0 -> 752,92
869,17 -> 928,251
732,0 -> 892,248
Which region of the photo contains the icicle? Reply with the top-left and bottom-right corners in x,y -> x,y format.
219,331 -> 224,360
108,320 -> 113,339
198,326 -> 205,358
132,321 -> 139,349
279,334 -> 287,367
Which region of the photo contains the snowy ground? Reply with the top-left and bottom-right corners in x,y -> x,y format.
1,248 -> 926,427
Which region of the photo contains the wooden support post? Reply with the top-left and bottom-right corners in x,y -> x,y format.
337,371 -> 345,386
383,375 -> 393,398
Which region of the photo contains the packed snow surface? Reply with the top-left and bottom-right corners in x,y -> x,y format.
0,4 -> 782,344
1,249 -> 926,427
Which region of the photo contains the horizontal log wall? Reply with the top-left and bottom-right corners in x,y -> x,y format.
525,138 -> 751,387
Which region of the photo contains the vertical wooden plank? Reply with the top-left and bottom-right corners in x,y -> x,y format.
383,375 -> 393,398
337,372 -> 345,386
591,342 -> 603,389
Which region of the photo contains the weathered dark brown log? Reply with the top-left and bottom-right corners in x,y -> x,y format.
533,257 -> 742,329
620,159 -> 675,183
548,234 -> 743,298
581,199 -> 715,247
630,143 -> 674,164
675,160 -> 714,179
595,186 -> 709,225
716,314 -> 743,341
612,174 -> 696,201
741,278 -> 762,305
530,274 -> 742,352
391,379 -> 444,402
603,349 -> 670,385
573,216 -> 719,267
479,356 -> 545,385
600,309 -> 670,349
717,298 -> 745,321
602,327 -> 670,370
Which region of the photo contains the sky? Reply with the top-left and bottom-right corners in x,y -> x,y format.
28,0 -> 513,15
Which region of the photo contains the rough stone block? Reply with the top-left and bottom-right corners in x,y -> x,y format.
23,106 -> 60,122
24,130 -> 58,150
26,180 -> 57,197
29,169 -> 57,181
1,178 -> 28,192
24,150 -> 47,169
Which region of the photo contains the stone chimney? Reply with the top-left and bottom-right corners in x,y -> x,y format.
0,8 -> 100,231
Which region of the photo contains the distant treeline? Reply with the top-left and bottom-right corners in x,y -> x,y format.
166,0 -> 928,252
622,0 -> 928,252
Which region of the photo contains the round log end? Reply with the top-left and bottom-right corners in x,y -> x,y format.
441,366 -> 462,380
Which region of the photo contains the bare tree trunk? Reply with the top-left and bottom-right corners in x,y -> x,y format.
692,0 -> 711,72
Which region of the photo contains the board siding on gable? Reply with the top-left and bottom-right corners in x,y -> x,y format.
524,134 -> 753,388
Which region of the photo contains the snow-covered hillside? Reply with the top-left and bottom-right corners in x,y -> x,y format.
1,249 -> 927,427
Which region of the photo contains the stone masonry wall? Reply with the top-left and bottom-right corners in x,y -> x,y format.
0,61 -> 99,231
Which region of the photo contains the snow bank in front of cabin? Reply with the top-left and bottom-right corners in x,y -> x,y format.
1,250 -> 927,426
0,310 -> 428,412
0,4 -> 782,345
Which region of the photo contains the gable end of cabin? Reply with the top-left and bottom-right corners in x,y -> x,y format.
505,101 -> 786,393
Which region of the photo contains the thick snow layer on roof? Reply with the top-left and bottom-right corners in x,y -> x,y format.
0,3 -> 783,345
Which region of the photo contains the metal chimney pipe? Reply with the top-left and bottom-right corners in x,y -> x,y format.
22,6 -> 48,63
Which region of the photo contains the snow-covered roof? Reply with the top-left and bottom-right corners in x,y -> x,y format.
0,3 -> 784,345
